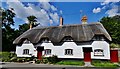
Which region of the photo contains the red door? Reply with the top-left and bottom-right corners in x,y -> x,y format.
37,51 -> 42,60
110,50 -> 118,62
84,52 -> 91,62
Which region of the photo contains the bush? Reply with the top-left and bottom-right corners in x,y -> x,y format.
16,58 -> 26,62
41,58 -> 49,64
0,52 -> 17,62
35,59 -> 41,64
110,43 -> 120,48
47,55 -> 59,64
10,57 -> 17,62
36,55 -> 59,64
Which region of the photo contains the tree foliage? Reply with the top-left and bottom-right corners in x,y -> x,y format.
27,15 -> 38,28
100,15 -> 120,44
2,8 -> 17,51
18,23 -> 29,35
2,8 -> 15,27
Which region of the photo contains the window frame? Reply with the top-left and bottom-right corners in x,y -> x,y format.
94,49 -> 104,56
23,49 -> 29,55
65,49 -> 73,55
44,49 -> 51,55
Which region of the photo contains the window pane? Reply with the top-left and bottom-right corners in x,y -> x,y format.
65,49 -> 73,55
23,49 -> 29,55
94,49 -> 104,56
44,49 -> 51,55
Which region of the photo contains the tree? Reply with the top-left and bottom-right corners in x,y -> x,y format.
27,15 -> 38,29
2,8 -> 15,27
18,23 -> 29,35
100,15 -> 120,44
2,8 -> 16,51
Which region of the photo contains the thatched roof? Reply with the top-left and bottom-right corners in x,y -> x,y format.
13,23 -> 112,44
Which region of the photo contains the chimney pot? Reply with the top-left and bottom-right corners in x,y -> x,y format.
81,15 -> 87,24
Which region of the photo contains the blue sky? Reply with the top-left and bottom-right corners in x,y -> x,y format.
1,0 -> 120,29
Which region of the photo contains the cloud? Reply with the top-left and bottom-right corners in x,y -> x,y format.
50,12 -> 59,23
101,0 -> 120,5
37,0 -> 50,2
92,2 -> 120,17
51,5 -> 57,11
40,2 -> 51,11
105,5 -> 120,17
6,0 -> 60,26
93,7 -> 101,13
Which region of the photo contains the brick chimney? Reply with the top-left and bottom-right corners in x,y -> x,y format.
81,15 -> 87,24
59,16 -> 63,26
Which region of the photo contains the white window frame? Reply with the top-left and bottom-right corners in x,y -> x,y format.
23,49 -> 29,55
44,49 -> 51,55
94,49 -> 104,56
65,49 -> 73,55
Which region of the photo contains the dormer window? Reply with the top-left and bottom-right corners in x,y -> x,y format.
92,35 -> 105,41
23,39 -> 31,44
41,38 -> 49,43
63,36 -> 73,42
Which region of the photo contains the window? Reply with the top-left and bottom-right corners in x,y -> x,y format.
23,39 -> 31,44
23,49 -> 29,55
94,49 -> 104,56
44,49 -> 51,55
63,36 -> 73,42
41,38 -> 49,43
65,49 -> 73,55
93,36 -> 105,41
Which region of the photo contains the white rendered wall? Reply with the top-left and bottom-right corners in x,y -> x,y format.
41,41 -> 110,59
91,41 -> 110,59
16,41 -> 110,59
16,43 -> 37,57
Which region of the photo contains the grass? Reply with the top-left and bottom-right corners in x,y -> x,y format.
56,60 -> 84,66
56,60 -> 119,67
92,60 -> 119,67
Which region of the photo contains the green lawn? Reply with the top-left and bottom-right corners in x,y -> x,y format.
92,62 -> 118,67
56,60 -> 119,67
92,60 -> 119,67
56,60 -> 84,66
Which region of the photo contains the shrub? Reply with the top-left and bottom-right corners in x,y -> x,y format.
47,55 -> 59,64
110,43 -> 120,48
10,57 -> 17,62
36,55 -> 59,64
35,59 -> 41,64
40,56 -> 49,64
0,52 -> 17,62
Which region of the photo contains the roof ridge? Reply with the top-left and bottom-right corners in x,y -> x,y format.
32,22 -> 101,30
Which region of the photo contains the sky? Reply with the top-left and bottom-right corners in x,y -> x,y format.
1,0 -> 120,29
